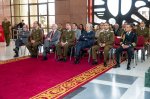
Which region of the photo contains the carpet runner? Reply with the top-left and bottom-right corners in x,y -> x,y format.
0,55 -> 115,99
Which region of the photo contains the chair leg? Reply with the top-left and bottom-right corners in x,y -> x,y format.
88,48 -> 91,63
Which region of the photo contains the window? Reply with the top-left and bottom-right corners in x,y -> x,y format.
11,0 -> 55,33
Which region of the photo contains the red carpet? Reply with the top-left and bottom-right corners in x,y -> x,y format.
0,55 -> 115,99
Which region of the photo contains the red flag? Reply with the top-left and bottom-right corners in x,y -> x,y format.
0,25 -> 5,42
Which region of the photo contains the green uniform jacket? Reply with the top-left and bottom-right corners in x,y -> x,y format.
2,21 -> 11,34
30,28 -> 43,43
136,27 -> 149,41
60,30 -> 75,43
98,30 -> 114,46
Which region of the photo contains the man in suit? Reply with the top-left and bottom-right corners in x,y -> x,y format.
92,22 -> 114,66
114,24 -> 137,70
42,24 -> 61,60
72,23 -> 81,41
2,17 -> 11,46
26,21 -> 43,58
56,22 -> 75,62
74,23 -> 95,64
13,24 -> 30,57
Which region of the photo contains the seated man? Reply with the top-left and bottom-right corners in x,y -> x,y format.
26,21 -> 43,58
42,24 -> 61,60
114,24 -> 137,70
13,24 -> 30,57
56,22 -> 75,62
72,23 -> 81,41
136,21 -> 149,53
74,23 -> 95,64
92,22 -> 114,66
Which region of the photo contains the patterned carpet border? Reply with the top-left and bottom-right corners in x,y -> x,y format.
0,56 -> 29,65
30,61 -> 115,99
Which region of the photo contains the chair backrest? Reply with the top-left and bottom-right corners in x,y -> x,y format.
114,36 -> 121,45
137,36 -> 145,46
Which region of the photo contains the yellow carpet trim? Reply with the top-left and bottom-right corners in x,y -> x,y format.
0,56 -> 29,65
30,61 -> 115,99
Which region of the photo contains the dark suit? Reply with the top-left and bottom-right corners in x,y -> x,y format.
115,32 -> 137,65
15,30 -> 30,48
43,30 -> 61,57
75,30 -> 95,58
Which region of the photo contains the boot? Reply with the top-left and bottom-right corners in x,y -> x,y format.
74,57 -> 80,64
127,62 -> 131,70
92,59 -> 98,65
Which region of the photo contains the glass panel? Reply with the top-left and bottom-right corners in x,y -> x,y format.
12,0 -> 20,4
107,0 -> 119,17
48,0 -> 55,2
49,16 -> 55,26
30,5 -> 37,15
0,6 -> 3,15
20,0 -> 28,4
13,5 -> 20,16
39,16 -> 47,28
3,0 -> 10,5
20,17 -> 29,25
20,5 -> 28,16
30,17 -> 38,27
121,0 -> 132,15
11,5 -> 14,16
13,17 -> 21,24
38,0 -> 47,3
3,6 -> 10,16
48,3 -> 55,15
39,4 -> 47,15
29,0 -> 37,3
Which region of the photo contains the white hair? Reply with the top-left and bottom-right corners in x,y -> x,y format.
86,23 -> 93,30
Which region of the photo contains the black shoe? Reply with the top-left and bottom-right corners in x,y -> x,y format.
74,58 -> 80,64
113,64 -> 120,68
57,58 -> 64,61
104,62 -> 107,67
92,60 -> 98,65
13,48 -> 18,53
127,63 -> 131,70
14,54 -> 19,57
63,57 -> 67,62
43,56 -> 48,60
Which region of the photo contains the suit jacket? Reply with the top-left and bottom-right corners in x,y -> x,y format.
73,29 -> 81,40
46,30 -> 61,45
122,32 -> 137,47
79,30 -> 95,46
18,30 -> 30,44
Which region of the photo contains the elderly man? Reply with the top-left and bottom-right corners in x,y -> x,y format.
42,24 -> 61,60
26,21 -> 43,58
72,23 -> 81,41
74,23 -> 95,64
56,22 -> 75,62
92,22 -> 114,66
13,24 -> 30,57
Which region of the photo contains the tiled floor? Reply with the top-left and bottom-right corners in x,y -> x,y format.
1,40 -> 150,99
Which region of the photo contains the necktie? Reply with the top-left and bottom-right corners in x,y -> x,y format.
50,31 -> 54,39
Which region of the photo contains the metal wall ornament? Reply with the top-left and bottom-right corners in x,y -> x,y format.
92,0 -> 150,26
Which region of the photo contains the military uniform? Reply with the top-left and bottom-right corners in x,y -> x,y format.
26,28 -> 43,57
2,21 -> 11,46
92,30 -> 114,66
115,32 -> 137,70
56,30 -> 75,60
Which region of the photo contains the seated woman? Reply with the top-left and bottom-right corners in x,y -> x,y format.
13,24 -> 30,57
